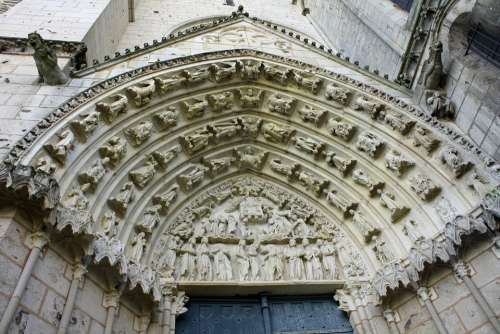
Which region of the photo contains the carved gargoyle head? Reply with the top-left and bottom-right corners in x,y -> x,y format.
28,31 -> 44,50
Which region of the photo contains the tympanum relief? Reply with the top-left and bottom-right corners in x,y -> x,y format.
152,177 -> 367,282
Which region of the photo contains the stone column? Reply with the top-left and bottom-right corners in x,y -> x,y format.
453,260 -> 500,333
0,231 -> 49,333
383,309 -> 401,334
103,290 -> 121,334
56,262 -> 87,334
159,285 -> 174,334
416,287 -> 449,334
352,288 -> 373,334
335,288 -> 365,334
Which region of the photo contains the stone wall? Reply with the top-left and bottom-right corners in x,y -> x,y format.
305,0 -> 415,79
386,238 -> 500,334
0,210 -> 143,334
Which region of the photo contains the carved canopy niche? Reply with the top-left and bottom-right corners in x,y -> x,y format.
4,50 -> 497,298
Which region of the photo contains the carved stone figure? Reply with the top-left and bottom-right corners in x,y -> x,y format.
212,245 -> 233,281
378,190 -> 410,222
298,105 -> 326,126
262,245 -> 284,280
181,98 -> 208,119
177,165 -> 207,191
285,239 -> 305,280
35,157 -> 56,175
137,205 -> 161,233
382,110 -> 415,135
128,232 -> 147,264
326,190 -> 358,218
384,149 -> 415,176
412,125 -> 440,153
234,240 -> 250,281
125,121 -> 153,146
426,91 -> 455,119
325,152 -> 356,176
410,174 -> 441,201
403,220 -> 424,243
420,41 -> 444,90
98,211 -> 120,238
78,158 -> 106,192
303,239 -> 323,280
129,156 -> 158,189
179,127 -> 213,155
318,239 -> 337,279
325,83 -> 350,105
247,240 -> 261,280
327,117 -> 355,141
262,122 -> 295,144
352,169 -> 385,197
126,79 -> 155,107
209,119 -> 241,141
372,236 -> 395,265
440,146 -> 471,178
468,172 -> 491,197
62,186 -> 88,210
211,62 -> 237,82
338,243 -> 365,278
238,116 -> 262,137
237,60 -> 261,80
108,182 -> 135,215
292,71 -> 323,94
262,63 -> 290,85
234,146 -> 268,170
353,96 -> 384,119
28,31 -> 68,85
292,136 -> 325,157
356,132 -> 385,158
96,94 -> 128,123
99,136 -> 127,167
270,158 -> 299,179
296,170 -> 329,196
202,156 -> 235,177
44,129 -> 74,164
207,91 -> 234,112
154,75 -> 186,94
238,88 -> 263,108
153,186 -> 178,213
350,209 -> 379,243
152,146 -> 181,169
154,106 -> 178,131
267,94 -> 296,116
197,237 -> 212,280
70,111 -> 99,140
183,67 -> 211,84
178,237 -> 197,280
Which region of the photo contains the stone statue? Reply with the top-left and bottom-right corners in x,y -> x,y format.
99,136 -> 127,167
70,111 -> 99,140
328,117 -> 355,141
382,110 -> 415,135
247,239 -> 261,280
207,91 -> 234,112
62,187 -> 88,210
96,94 -> 128,124
35,157 -> 56,175
234,146 -> 268,170
238,116 -> 262,137
180,127 -> 213,155
326,190 -> 358,218
128,232 -> 147,264
262,122 -> 295,144
267,94 -> 296,116
350,209 -> 379,243
211,62 -> 236,82
420,41 -> 443,90
352,169 -> 385,197
235,239 -> 250,281
182,98 -> 208,119
292,136 -> 325,157
384,149 -> 415,176
178,237 -> 197,280
137,205 -> 160,233
44,129 -> 74,164
126,79 -> 155,107
78,158 -> 107,192
403,220 -> 424,243
318,239 -> 337,279
129,156 -> 158,189
183,66 -> 211,84
303,239 -> 323,280
325,152 -> 356,176
325,83 -> 350,105
161,236 -> 179,270
125,121 -> 153,147
285,239 -> 305,280
209,120 -> 241,141
154,106 -> 178,131
353,96 -> 384,119
98,211 -> 120,238
426,91 -> 455,119
154,75 -> 186,94
212,245 -> 233,281
270,159 -> 299,180
28,31 -> 68,85
262,245 -> 284,280
378,190 -> 410,222
197,237 -> 212,281
297,105 -> 326,126
356,132 -> 384,158
412,125 -> 440,153
108,182 -> 135,215
239,88 -> 263,108
151,146 -> 181,169
177,165 -> 207,191
372,236 -> 395,265
292,71 -> 323,94
296,170 -> 329,196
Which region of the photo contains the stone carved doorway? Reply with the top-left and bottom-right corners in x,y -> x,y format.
176,295 -> 353,334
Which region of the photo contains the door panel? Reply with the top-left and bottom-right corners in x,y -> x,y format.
176,296 -> 352,334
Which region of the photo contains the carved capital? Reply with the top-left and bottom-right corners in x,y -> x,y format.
102,290 -> 121,308
452,260 -> 472,281
72,263 -> 88,281
383,309 -> 400,323
25,231 -> 49,250
416,286 -> 436,304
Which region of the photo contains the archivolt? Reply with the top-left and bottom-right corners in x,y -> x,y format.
3,50 -> 497,298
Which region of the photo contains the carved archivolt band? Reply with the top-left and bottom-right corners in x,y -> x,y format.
2,51 -> 498,301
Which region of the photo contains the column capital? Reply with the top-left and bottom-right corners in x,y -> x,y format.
25,231 -> 49,250
103,290 -> 121,309
417,286 -> 430,301
72,263 -> 88,280
334,289 -> 356,312
452,260 -> 472,281
383,309 -> 400,323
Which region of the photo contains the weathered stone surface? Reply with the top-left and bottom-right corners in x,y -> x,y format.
454,295 -> 489,331
32,249 -> 70,296
0,253 -> 21,296
40,289 -> 65,327
20,277 -> 47,313
74,278 -> 106,324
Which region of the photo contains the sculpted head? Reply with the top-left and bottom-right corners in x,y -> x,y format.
289,238 -> 296,247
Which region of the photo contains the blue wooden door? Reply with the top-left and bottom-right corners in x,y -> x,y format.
176,296 -> 353,334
